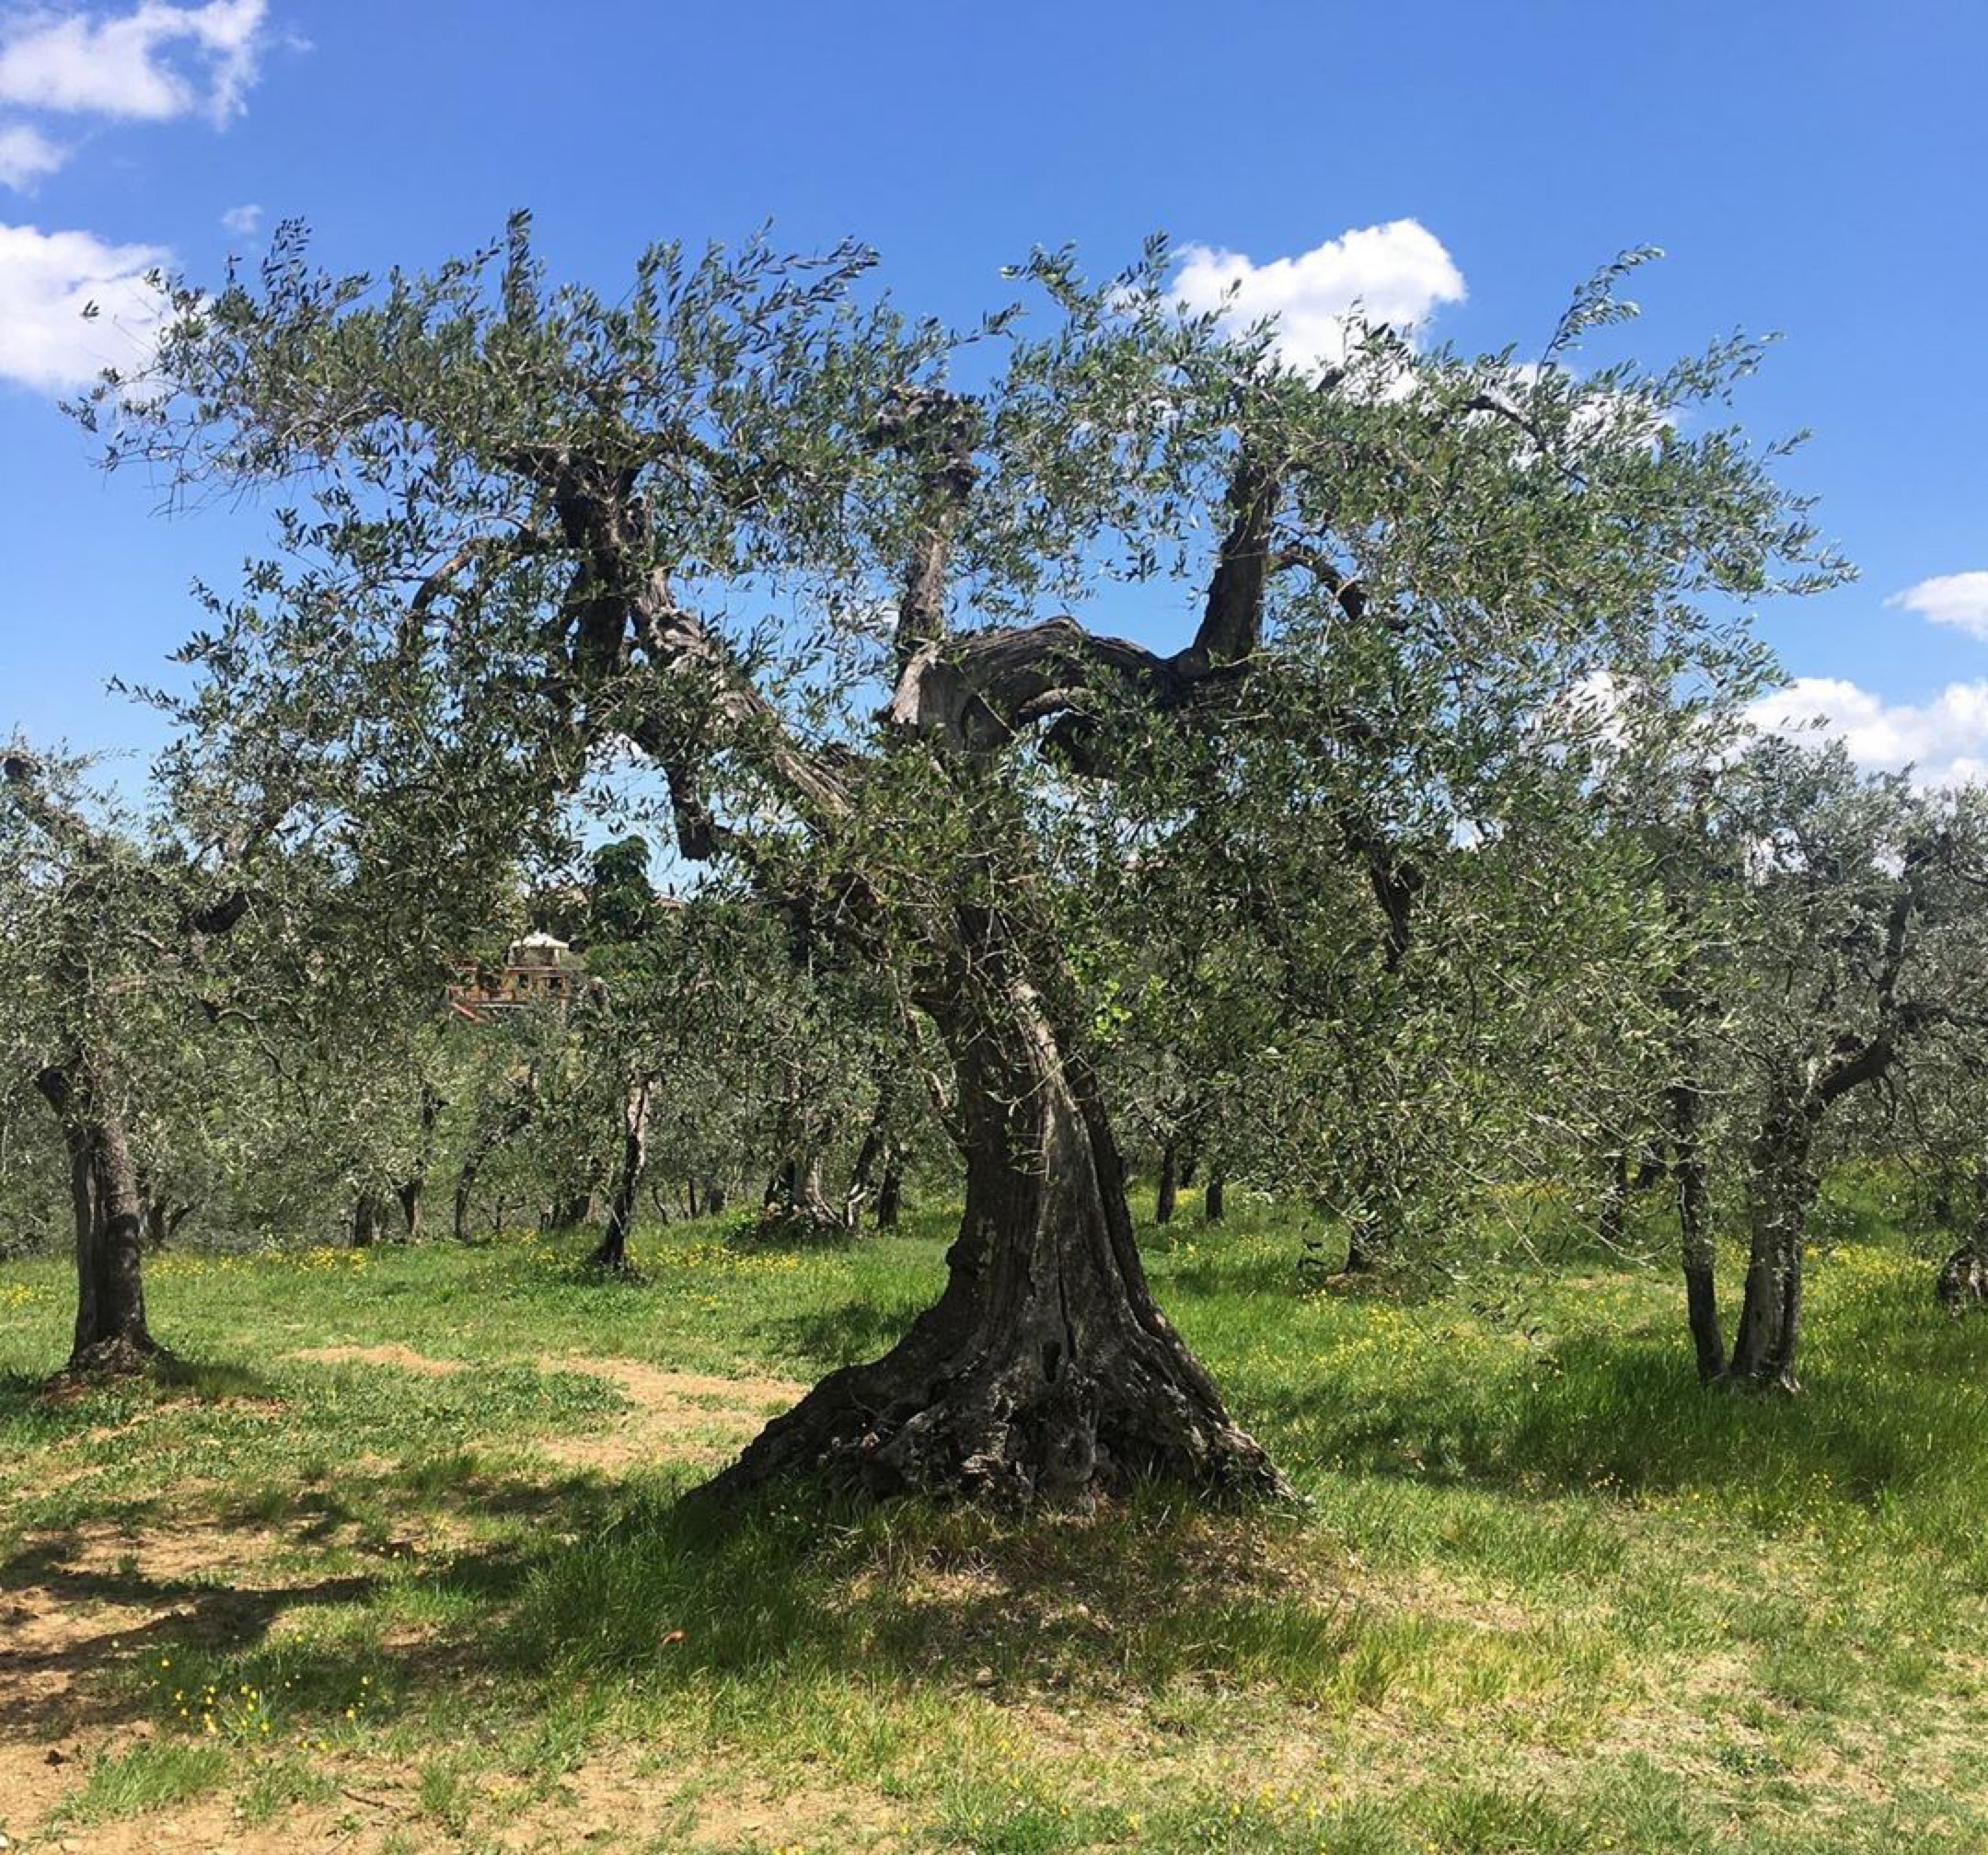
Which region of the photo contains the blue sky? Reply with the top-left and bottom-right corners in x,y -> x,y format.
1,0 -> 1983,781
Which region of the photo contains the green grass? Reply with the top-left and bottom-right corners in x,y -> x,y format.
2,1195 -> 1985,1852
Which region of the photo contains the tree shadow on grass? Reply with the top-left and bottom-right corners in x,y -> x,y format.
747,1296 -> 921,1371
0,1453 -> 630,1748
500,1479 -> 1363,1704
1238,1328 -> 1979,1519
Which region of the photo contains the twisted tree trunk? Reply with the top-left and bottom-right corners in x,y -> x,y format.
702,930 -> 1289,1506
36,1066 -> 157,1376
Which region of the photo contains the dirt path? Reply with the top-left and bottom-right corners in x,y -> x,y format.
3,1347 -> 816,1847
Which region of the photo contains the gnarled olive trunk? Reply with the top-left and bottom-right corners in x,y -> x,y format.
36,1066 -> 157,1376
1204,1169 -> 1226,1224
874,1162 -> 902,1229
763,1150 -> 847,1236
702,942 -> 1288,1506
1154,1144 -> 1179,1227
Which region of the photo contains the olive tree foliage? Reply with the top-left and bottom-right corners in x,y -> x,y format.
0,749 -> 297,1368
1711,744 -> 1988,1385
86,217 -> 1837,1503
1082,668 -> 1735,1276
1599,729 -> 1988,1384
574,886 -> 906,1262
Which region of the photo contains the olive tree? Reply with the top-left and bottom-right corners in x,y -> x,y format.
90,222 -> 1833,1502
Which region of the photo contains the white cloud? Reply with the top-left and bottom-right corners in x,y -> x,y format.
0,0 -> 268,126
219,199 -> 259,236
1169,220 -> 1465,372
0,118 -> 62,186
1747,675 -> 1988,791
1888,570 -> 1988,643
0,220 -> 166,390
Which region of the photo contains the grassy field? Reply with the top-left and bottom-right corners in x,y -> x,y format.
3,1195 -> 1986,1855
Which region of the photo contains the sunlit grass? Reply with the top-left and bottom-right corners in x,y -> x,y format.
2,1187 -> 1984,1851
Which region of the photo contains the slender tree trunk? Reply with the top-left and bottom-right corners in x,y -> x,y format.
37,1066 -> 157,1376
1341,1219 -> 1379,1274
685,1176 -> 700,1219
1598,1147 -> 1632,1250
454,1090 -> 534,1242
144,1201 -> 169,1251
592,1073 -> 653,1272
1670,1068 -> 1723,1383
1204,1169 -> 1226,1224
705,1178 -> 729,1216
1937,1183 -> 1988,1313
1155,1143 -> 1179,1227
875,1162 -> 902,1229
453,1167 -> 478,1243
351,1191 -> 388,1249
394,1083 -> 443,1240
547,1191 -> 594,1230
702,931 -> 1289,1506
1728,1091 -> 1813,1391
847,1082 -> 896,1219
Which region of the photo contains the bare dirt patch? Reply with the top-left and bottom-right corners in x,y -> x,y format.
530,1354 -> 805,1473
285,1343 -> 467,1377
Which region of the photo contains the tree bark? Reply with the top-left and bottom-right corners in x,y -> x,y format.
1727,1090 -> 1812,1391
700,932 -> 1289,1506
394,1083 -> 443,1240
1670,1068 -> 1723,1383
1598,1148 -> 1632,1250
1937,1192 -> 1988,1314
592,1073 -> 652,1271
453,1088 -> 535,1242
36,1066 -> 158,1375
351,1191 -> 389,1249
1204,1169 -> 1226,1224
764,1150 -> 845,1235
875,1162 -> 902,1229
1155,1144 -> 1179,1227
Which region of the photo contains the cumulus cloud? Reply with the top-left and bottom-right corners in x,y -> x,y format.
0,220 -> 167,390
1888,570 -> 1988,643
0,0 -> 268,126
0,117 -> 62,186
219,199 -> 259,236
1169,220 -> 1465,373
1747,675 -> 1988,791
